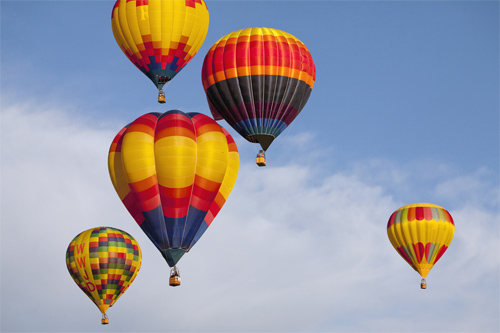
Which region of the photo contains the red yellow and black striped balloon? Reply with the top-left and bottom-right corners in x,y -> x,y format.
201,27 -> 316,152
108,110 -> 239,268
387,203 -> 455,287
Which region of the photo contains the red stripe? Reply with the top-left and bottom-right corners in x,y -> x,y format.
189,195 -> 212,212
434,245 -> 448,264
424,242 -> 431,261
387,211 -> 396,228
160,197 -> 190,218
204,210 -> 215,226
110,127 -> 127,153
127,181 -> 161,212
397,247 -> 414,266
423,207 -> 433,220
191,112 -> 220,129
444,210 -> 455,225
162,207 -> 188,219
122,192 -> 146,225
159,185 -> 193,199
192,184 -> 218,202
130,113 -> 159,129
222,127 -> 236,146
129,183 -> 159,202
155,114 -> 194,138
412,242 -> 425,263
415,207 -> 425,220
155,126 -> 196,141
222,42 -> 236,69
159,185 -> 192,218
128,120 -> 156,136
111,0 -> 120,18
196,123 -> 223,136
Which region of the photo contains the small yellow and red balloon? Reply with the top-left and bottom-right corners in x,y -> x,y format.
66,227 -> 142,324
387,203 -> 455,289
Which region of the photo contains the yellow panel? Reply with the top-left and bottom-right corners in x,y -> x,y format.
166,0 -> 185,48
217,150 -> 239,200
186,2 -> 209,58
108,151 -> 132,200
155,136 -> 197,188
137,4 -> 150,35
118,0 -> 140,55
125,1 -> 144,51
74,231 -> 103,309
195,132 -> 228,182
122,132 -> 156,182
148,0 -> 163,42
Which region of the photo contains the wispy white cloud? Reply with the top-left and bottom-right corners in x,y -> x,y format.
1,103 -> 498,332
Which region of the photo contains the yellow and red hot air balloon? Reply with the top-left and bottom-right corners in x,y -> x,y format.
387,203 -> 455,289
201,27 -> 316,166
108,110 -> 239,286
111,0 -> 210,103
66,227 -> 142,324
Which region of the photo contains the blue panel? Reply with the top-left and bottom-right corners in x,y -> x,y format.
166,57 -> 180,72
234,118 -> 287,138
190,220 -> 209,249
141,206 -> 169,250
148,56 -> 161,70
181,206 -> 208,249
163,216 -> 187,249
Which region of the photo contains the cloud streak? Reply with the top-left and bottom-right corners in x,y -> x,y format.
1,102 -> 498,332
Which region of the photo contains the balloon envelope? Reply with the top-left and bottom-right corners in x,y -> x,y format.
65,227 -> 142,317
201,27 -> 316,151
108,111 -> 239,267
387,203 -> 455,278
111,0 -> 209,98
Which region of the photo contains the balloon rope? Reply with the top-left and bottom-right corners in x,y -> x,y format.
270,119 -> 296,151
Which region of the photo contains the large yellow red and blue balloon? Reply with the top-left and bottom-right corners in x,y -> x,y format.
108,110 -> 239,270
201,27 -> 316,152
387,203 -> 455,288
111,0 -> 210,103
65,227 -> 142,324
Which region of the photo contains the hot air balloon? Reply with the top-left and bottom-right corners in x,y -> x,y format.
387,203 -> 455,289
108,110 -> 239,286
201,27 -> 316,166
111,0 -> 210,103
66,227 -> 142,324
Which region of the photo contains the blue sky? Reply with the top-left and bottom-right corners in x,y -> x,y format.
1,1 -> 499,332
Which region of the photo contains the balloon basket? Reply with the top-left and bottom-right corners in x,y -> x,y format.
420,278 -> 427,289
169,266 -> 181,287
101,314 -> 109,325
256,150 -> 266,167
158,91 -> 166,104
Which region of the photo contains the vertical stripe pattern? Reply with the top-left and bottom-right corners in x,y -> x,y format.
386,203 -> 455,278
201,27 -> 315,151
108,110 -> 239,267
